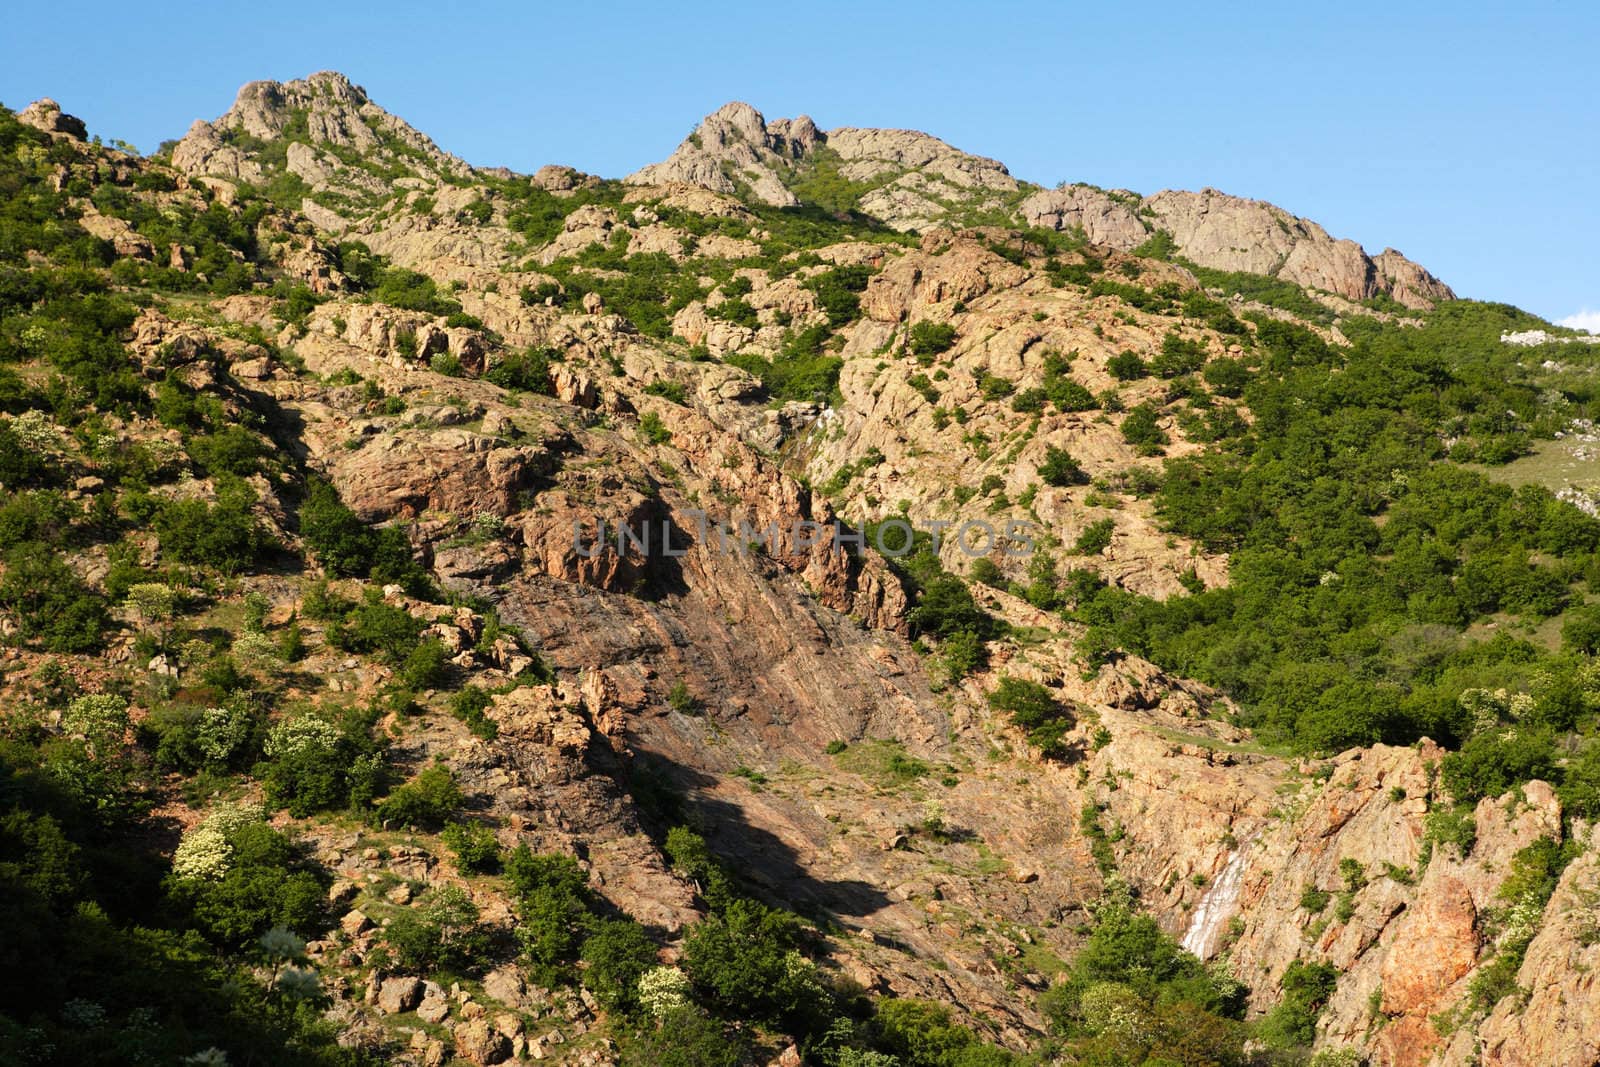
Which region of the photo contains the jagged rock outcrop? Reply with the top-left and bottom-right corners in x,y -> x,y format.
628,101 -> 812,207
1016,184 -> 1148,248
18,97 -> 88,140
1023,184 -> 1453,309
627,101 -> 1018,229
172,71 -> 472,194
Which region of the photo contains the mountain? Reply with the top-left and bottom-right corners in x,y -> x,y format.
625,100 -> 1451,309
2,73 -> 1596,1067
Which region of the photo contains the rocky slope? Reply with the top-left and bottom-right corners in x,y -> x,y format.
3,75 -> 1589,1067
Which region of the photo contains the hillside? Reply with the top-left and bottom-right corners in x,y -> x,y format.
1,75 -> 1598,1067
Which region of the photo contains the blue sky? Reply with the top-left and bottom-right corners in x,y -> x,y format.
3,1 -> 1596,325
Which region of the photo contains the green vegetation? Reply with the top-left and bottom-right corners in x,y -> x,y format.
1075,300 -> 1600,801
988,676 -> 1075,757
1038,899 -> 1247,1064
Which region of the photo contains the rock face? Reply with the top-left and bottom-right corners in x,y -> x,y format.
1022,184 -> 1453,309
172,70 -> 471,193
627,100 -> 1018,229
628,101 -> 815,207
18,98 -> 88,140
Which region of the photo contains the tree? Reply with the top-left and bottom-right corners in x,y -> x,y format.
1038,446 -> 1086,487
988,677 -> 1074,758
375,766 -> 463,830
0,542 -> 108,652
581,918 -> 658,1012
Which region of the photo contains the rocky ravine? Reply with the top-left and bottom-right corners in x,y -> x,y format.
13,74 -> 1586,1066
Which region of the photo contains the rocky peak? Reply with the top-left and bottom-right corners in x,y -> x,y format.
627,100 -> 814,207
18,97 -> 87,140
1021,183 -> 1454,309
627,101 -> 1017,227
171,70 -> 471,200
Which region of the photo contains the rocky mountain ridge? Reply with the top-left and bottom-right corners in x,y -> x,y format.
1,75 -> 1592,1067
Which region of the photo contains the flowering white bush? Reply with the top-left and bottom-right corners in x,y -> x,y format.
636,965 -> 692,1017
232,631 -> 281,666
260,925 -> 307,962
171,802 -> 266,881
9,409 -> 59,450
60,694 -> 130,754
171,826 -> 232,882
194,705 -> 252,766
276,966 -> 321,1002
124,582 -> 176,625
1079,981 -> 1151,1040
201,800 -> 265,838
264,717 -> 341,759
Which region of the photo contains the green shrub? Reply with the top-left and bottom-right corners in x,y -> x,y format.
681,897 -> 817,1024
640,411 -> 672,444
645,379 -> 689,404
506,845 -> 592,979
1039,445 -> 1086,487
383,884 -> 488,974
155,487 -> 267,574
168,821 -> 328,948
1106,350 -> 1149,380
328,593 -> 425,662
1258,958 -> 1338,1049
400,637 -> 450,690
1074,518 -> 1115,555
0,542 -> 109,652
909,321 -> 957,357
1120,402 -> 1168,453
1151,332 -> 1208,378
375,765 -> 462,830
441,821 -> 500,874
484,345 -> 556,394
1298,885 -> 1331,913
581,918 -> 659,1012
988,676 -> 1074,758
449,685 -> 499,740
620,1006 -> 748,1067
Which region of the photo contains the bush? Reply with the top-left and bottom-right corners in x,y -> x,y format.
154,490 -> 267,573
441,820 -> 500,873
298,479 -> 372,578
681,897 -> 816,1024
383,885 -> 488,974
1106,350 -> 1148,380
1298,884 -> 1331,913
400,637 -> 450,690
329,594 -> 425,662
1258,958 -> 1338,1049
1151,332 -> 1208,378
1039,445 -> 1086,487
261,710 -> 387,817
168,821 -> 327,948
507,845 -> 592,978
484,346 -> 555,394
640,411 -> 672,444
909,321 -> 957,357
988,676 -> 1074,758
1120,402 -> 1168,454
581,918 -> 659,1012
620,1006 -> 748,1067
375,765 -> 463,830
1074,518 -> 1116,555
1440,728 -> 1558,804
0,542 -> 109,652
449,685 -> 499,740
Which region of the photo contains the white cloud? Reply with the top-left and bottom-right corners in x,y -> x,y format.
1557,309 -> 1600,334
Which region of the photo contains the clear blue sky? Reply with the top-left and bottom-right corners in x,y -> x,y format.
3,1 -> 1596,325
